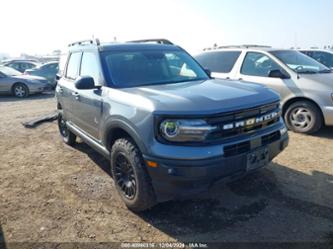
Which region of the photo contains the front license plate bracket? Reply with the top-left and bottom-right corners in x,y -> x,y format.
247,147 -> 269,171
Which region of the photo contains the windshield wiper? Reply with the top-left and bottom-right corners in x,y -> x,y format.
297,70 -> 318,74
318,69 -> 332,73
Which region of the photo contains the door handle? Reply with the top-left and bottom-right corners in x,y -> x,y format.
238,78 -> 243,81
72,92 -> 80,100
58,86 -> 64,93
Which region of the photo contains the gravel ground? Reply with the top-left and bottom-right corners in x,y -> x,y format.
0,94 -> 333,246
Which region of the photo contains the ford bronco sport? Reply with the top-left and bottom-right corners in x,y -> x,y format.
56,39 -> 289,211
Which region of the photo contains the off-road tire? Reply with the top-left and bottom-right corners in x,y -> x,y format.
58,111 -> 76,145
111,138 -> 156,212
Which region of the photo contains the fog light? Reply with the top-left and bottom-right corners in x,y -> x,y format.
280,127 -> 287,136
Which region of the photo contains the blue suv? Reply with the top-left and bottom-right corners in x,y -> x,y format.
56,39 -> 288,211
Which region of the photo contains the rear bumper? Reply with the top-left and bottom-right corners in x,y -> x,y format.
144,132 -> 288,202
323,106 -> 333,126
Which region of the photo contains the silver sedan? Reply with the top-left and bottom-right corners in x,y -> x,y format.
0,66 -> 52,97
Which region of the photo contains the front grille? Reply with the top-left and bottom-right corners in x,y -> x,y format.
207,101 -> 280,141
223,130 -> 281,157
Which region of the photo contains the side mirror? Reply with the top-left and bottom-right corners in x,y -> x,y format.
268,69 -> 290,79
74,76 -> 96,90
55,74 -> 61,80
204,68 -> 211,77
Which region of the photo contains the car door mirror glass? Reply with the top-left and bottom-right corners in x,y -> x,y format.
74,76 -> 96,90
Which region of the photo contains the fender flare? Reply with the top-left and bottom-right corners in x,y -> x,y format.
102,117 -> 148,155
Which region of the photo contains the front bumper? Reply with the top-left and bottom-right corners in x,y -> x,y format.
322,106 -> 333,126
144,129 -> 288,202
29,84 -> 53,93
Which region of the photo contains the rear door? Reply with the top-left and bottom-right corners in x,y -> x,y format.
57,52 -> 82,122
70,51 -> 103,140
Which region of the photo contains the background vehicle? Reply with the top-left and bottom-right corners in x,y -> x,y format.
24,61 -> 59,87
195,46 -> 333,134
300,49 -> 333,69
0,66 -> 52,97
56,39 -> 288,211
1,60 -> 39,73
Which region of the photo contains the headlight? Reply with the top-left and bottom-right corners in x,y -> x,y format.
159,119 -> 218,142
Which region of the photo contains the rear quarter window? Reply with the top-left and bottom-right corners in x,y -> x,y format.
195,51 -> 241,73
58,53 -> 68,77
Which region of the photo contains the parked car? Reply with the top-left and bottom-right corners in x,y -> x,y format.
300,49 -> 333,69
195,46 -> 333,134
24,61 -> 59,87
0,66 -> 52,97
56,39 -> 288,211
1,60 -> 39,73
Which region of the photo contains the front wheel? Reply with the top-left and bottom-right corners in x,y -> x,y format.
13,83 -> 29,98
284,101 -> 323,134
58,111 -> 76,145
111,138 -> 156,212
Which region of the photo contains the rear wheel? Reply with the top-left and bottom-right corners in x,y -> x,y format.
58,111 -> 76,145
284,101 -> 322,134
13,83 -> 29,98
111,138 -> 156,212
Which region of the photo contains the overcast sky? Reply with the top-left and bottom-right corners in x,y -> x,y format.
1,0 -> 333,56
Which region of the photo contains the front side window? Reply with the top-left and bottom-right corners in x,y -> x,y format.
271,50 -> 330,73
80,52 -> 100,84
101,49 -> 209,87
195,51 -> 241,73
241,52 -> 283,77
66,52 -> 81,80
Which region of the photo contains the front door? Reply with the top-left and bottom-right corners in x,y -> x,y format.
70,51 -> 104,140
236,52 -> 295,101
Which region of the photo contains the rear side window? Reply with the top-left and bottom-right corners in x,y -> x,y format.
65,52 -> 81,80
195,51 -> 241,73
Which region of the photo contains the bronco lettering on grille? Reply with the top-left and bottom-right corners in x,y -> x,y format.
222,111 -> 279,130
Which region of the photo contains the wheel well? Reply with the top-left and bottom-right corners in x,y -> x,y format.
106,127 -> 133,152
282,97 -> 323,118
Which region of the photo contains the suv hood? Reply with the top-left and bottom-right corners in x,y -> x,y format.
121,79 -> 280,114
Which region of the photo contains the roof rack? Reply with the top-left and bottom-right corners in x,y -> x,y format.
127,39 -> 174,45
68,38 -> 100,47
204,44 -> 271,51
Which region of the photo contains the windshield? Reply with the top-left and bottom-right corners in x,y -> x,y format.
101,49 -> 209,87
0,66 -> 21,76
271,50 -> 330,74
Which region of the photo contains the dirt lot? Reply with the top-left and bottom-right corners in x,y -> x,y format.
1,94 -> 333,246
